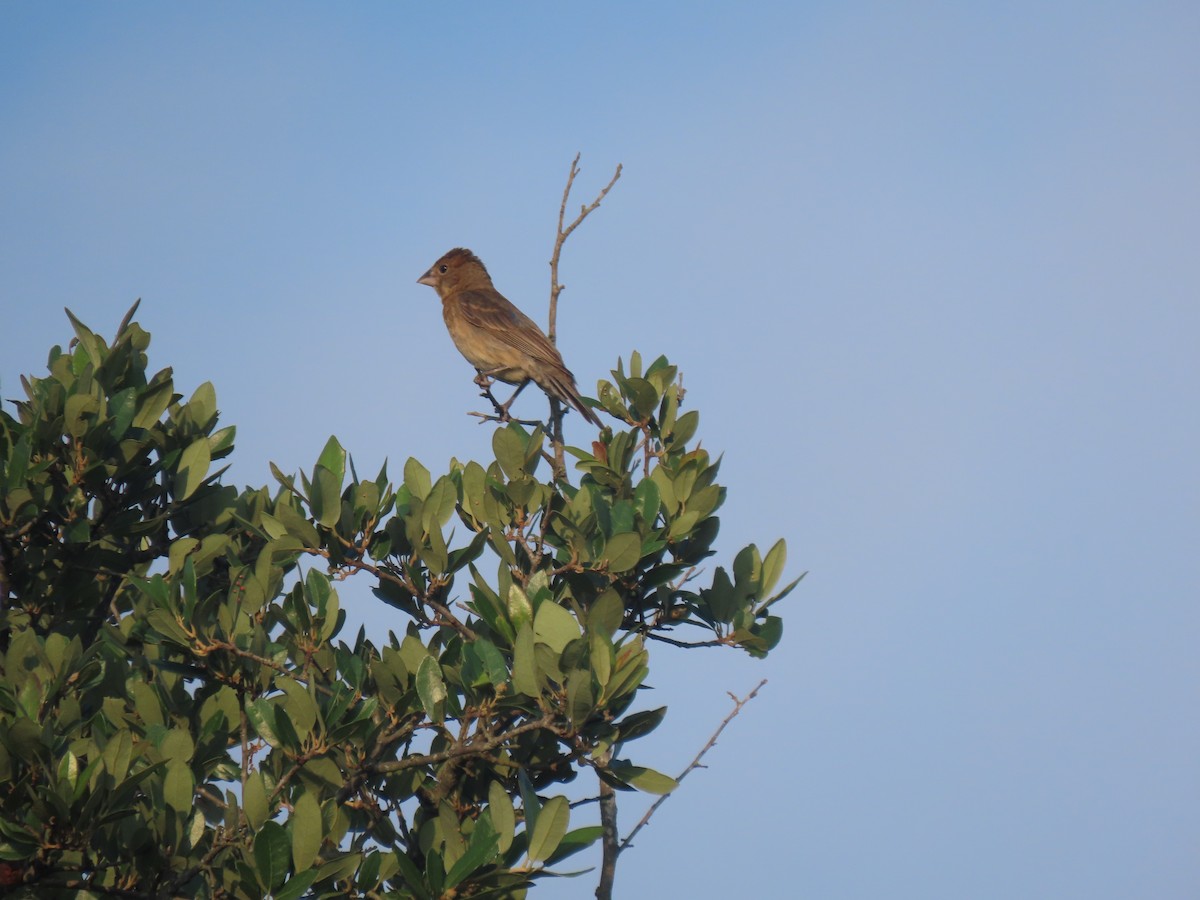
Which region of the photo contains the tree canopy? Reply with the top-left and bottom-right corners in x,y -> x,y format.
0,303 -> 795,898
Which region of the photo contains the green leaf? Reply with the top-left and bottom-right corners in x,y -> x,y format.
589,589 -> 624,638
311,463 -> 342,528
277,678 -> 318,739
488,781 -> 516,854
733,543 -> 761,598
163,759 -> 194,812
133,375 -> 174,429
512,624 -> 539,696
146,609 -> 192,647
254,820 -> 291,891
187,380 -> 218,429
757,539 -> 785,598
624,377 -> 659,419
633,480 -> 662,520
316,435 -> 346,485
566,669 -> 595,727
64,391 -> 100,437
393,848 -> 431,897
316,851 -> 363,885
444,818 -> 499,888
422,475 -> 457,533
546,825 -> 604,865
507,583 -> 533,631
670,409 -> 699,446
358,851 -> 382,890
526,795 -> 569,863
589,633 -> 613,688
65,307 -> 101,364
246,699 -> 281,747
534,602 -> 579,655
704,566 -> 738,623
759,573 -> 804,613
493,425 -> 527,480
610,762 -> 677,794
518,768 -> 540,838
243,771 -> 269,830
416,656 -> 446,723
291,792 -> 322,871
614,706 -> 667,743
102,730 -> 133,783
473,638 -> 510,687
159,729 -> 195,763
176,437 -> 211,501
404,457 -> 432,500
273,870 -> 318,900
603,532 -> 642,573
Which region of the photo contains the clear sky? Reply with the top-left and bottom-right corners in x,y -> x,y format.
2,2 -> 1198,897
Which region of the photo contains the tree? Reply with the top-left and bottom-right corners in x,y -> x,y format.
0,165 -> 796,899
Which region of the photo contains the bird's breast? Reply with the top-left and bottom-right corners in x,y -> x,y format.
443,300 -> 529,383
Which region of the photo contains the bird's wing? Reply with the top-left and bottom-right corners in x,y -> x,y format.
453,289 -> 566,366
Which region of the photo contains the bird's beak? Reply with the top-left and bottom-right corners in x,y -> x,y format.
417,269 -> 437,287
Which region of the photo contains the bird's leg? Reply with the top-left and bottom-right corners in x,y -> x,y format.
469,371 -> 537,425
496,380 -> 530,419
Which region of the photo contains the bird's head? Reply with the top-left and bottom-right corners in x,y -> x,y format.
417,248 -> 492,296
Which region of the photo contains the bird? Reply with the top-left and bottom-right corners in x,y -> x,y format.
417,248 -> 602,426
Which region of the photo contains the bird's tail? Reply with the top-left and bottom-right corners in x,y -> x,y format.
543,369 -> 602,427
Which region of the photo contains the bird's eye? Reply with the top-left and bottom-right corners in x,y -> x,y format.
439,264 -> 449,274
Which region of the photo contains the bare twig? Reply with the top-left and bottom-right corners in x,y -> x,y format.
546,153 -> 622,478
468,410 -> 543,427
549,154 -> 623,343
643,632 -> 728,649
619,679 -> 767,852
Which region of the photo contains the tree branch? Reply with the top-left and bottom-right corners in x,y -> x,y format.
546,153 -> 622,479
595,757 -> 619,900
371,712 -> 558,774
549,154 -> 623,342
619,679 -> 767,852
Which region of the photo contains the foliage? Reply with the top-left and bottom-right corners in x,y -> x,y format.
0,307 -> 796,898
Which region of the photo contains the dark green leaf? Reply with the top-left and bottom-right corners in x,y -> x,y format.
444,818 -> 499,888
416,656 -> 446,723
273,870 -> 318,900
254,821 -> 291,891
614,706 -> 667,743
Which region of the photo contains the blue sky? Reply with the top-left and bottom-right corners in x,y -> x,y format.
2,2 -> 1198,897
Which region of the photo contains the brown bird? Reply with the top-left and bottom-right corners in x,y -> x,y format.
417,248 -> 602,426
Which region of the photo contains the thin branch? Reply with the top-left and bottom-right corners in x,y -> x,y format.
619,679 -> 767,852
549,154 -> 623,342
371,712 -> 558,775
306,548 -> 477,641
642,631 -> 727,649
546,153 -> 622,479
